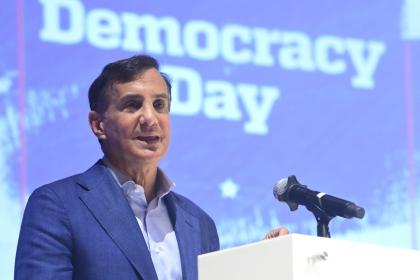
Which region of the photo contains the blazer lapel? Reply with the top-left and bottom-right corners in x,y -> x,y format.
77,162 -> 158,280
165,193 -> 201,280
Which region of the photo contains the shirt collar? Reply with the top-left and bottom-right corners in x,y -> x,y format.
101,158 -> 175,198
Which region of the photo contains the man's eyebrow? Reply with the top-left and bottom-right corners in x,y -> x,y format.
154,93 -> 169,99
118,94 -> 142,103
117,93 -> 169,104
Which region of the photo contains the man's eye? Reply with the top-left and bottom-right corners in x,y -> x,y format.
124,100 -> 141,110
154,99 -> 167,111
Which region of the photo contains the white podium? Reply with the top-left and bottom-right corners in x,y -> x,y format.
198,234 -> 420,280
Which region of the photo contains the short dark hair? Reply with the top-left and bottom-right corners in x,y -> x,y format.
88,55 -> 172,113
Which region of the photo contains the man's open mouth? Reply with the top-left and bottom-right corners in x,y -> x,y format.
136,135 -> 160,144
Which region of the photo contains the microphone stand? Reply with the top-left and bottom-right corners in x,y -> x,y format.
305,203 -> 335,238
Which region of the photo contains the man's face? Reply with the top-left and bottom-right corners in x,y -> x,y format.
94,68 -> 170,166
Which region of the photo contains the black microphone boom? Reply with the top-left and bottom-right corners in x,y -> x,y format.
273,175 -> 365,219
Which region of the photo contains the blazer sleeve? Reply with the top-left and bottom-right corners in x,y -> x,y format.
15,186 -> 73,280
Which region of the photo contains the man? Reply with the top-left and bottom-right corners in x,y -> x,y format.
15,55 -> 219,280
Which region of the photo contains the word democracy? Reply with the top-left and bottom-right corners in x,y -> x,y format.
40,0 -> 386,90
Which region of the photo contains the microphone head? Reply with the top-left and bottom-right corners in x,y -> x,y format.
273,177 -> 289,201
273,175 -> 299,211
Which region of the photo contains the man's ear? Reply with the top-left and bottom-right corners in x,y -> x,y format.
88,111 -> 106,140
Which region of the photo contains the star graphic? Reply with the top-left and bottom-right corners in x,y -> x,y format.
219,178 -> 240,199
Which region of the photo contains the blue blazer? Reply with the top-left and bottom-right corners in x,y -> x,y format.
15,161 -> 219,280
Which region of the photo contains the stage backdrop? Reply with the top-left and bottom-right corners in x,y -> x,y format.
1,0 -> 419,278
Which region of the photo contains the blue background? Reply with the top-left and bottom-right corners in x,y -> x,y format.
1,1 -> 419,278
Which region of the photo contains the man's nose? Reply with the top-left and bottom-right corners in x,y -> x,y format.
139,103 -> 157,126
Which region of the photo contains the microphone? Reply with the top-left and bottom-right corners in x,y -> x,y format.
273,175 -> 365,219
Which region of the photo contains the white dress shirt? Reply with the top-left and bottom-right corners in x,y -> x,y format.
104,160 -> 182,280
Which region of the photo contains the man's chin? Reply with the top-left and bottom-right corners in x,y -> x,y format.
135,148 -> 166,163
